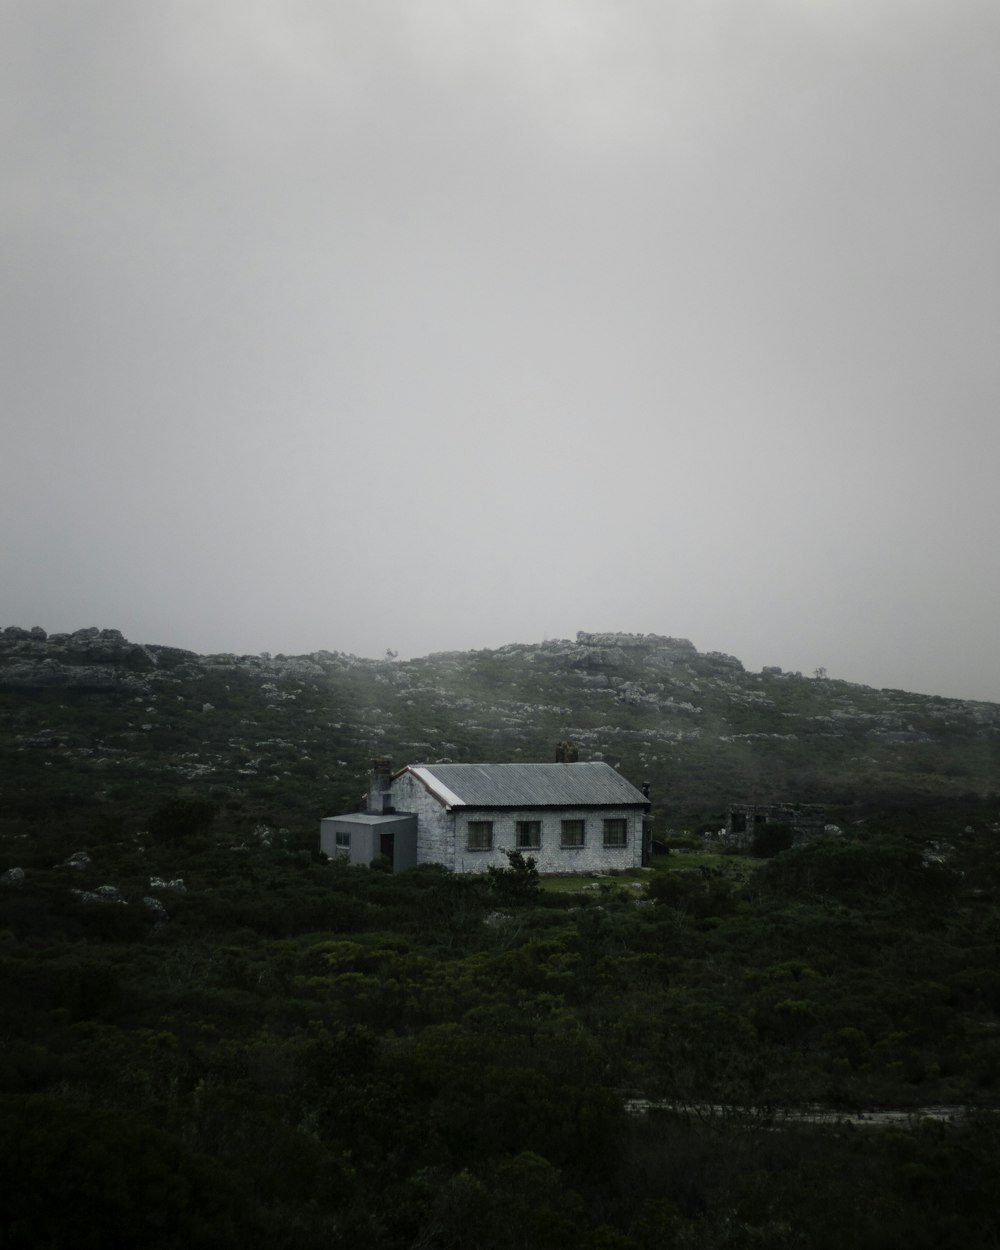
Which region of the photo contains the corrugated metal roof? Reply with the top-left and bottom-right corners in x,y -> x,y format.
405,761 -> 648,809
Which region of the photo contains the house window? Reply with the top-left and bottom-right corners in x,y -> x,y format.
603,818 -> 628,848
467,821 -> 493,851
335,830 -> 351,849
560,820 -> 585,848
516,820 -> 541,849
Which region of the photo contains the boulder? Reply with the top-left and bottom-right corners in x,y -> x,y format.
73,884 -> 127,905
143,896 -> 169,922
149,876 -> 186,893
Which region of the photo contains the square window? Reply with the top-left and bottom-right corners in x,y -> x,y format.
603,818 -> 628,848
335,830 -> 351,849
561,819 -> 585,848
516,820 -> 541,849
467,821 -> 493,851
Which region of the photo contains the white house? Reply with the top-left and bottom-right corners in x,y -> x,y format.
321,756 -> 652,873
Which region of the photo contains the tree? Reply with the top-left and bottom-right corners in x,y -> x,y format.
487,849 -> 541,905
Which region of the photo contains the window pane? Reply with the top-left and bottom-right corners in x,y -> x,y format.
467,821 -> 493,850
560,820 -> 585,848
516,821 -> 541,849
603,819 -> 627,847
335,830 -> 351,849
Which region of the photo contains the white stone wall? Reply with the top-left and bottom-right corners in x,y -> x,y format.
448,806 -> 644,874
390,771 -> 457,869
388,772 -> 646,874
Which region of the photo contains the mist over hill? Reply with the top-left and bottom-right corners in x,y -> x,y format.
3,625 -> 998,843
4,624 -> 1000,1247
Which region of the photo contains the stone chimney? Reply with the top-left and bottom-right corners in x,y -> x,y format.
555,741 -> 579,763
367,757 -> 393,814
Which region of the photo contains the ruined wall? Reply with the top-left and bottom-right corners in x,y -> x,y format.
724,803 -> 828,850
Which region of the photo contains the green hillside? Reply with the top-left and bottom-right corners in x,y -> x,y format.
2,626 -> 998,852
2,626 -> 1000,1246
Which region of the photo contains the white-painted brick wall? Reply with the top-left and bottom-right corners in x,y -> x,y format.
448,806 -> 643,874
391,771 -> 457,869
388,769 -> 644,873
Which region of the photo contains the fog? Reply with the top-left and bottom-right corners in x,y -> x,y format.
4,2 -> 1000,698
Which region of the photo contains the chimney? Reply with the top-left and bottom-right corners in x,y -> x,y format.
555,741 -> 579,764
368,757 -> 393,814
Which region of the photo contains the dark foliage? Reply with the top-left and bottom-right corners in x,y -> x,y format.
149,798 -> 219,846
751,820 -> 794,858
1,806 -> 999,1247
3,631 -> 1000,1245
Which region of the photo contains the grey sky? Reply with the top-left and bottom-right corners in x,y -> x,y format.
3,1 -> 1000,699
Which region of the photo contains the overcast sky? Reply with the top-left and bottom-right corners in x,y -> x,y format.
3,2 -> 1000,700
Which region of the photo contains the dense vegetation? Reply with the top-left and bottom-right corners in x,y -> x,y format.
3,627 -> 1000,1246
2,795 -> 1000,1247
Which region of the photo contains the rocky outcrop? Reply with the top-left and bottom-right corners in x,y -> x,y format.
0,661 -> 151,692
72,884 -> 127,905
0,626 -> 202,692
143,896 -> 169,924
149,877 -> 187,893
60,852 -> 91,869
575,631 -> 697,653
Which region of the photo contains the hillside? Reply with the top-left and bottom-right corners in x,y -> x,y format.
3,624 -> 1000,1247
2,625 -> 999,848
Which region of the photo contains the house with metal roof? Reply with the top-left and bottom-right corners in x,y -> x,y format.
321,752 -> 652,873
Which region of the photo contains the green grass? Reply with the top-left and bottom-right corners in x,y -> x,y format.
538,852 -> 761,894
538,869 -> 651,894
651,850 -> 759,874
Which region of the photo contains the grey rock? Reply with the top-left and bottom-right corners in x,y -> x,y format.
0,662 -> 150,692
62,851 -> 92,869
1,867 -> 25,885
149,876 -> 186,893
73,884 -> 127,905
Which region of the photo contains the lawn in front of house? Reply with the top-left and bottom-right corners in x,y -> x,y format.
538,851 -> 760,893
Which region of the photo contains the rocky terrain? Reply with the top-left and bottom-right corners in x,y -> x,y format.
2,624 -> 998,846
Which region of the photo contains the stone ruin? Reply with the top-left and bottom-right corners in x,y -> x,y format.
713,802 -> 831,852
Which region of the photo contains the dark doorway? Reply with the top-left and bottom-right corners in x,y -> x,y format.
380,833 -> 395,869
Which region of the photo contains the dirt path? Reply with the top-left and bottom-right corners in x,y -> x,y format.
624,1100 -> 985,1128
